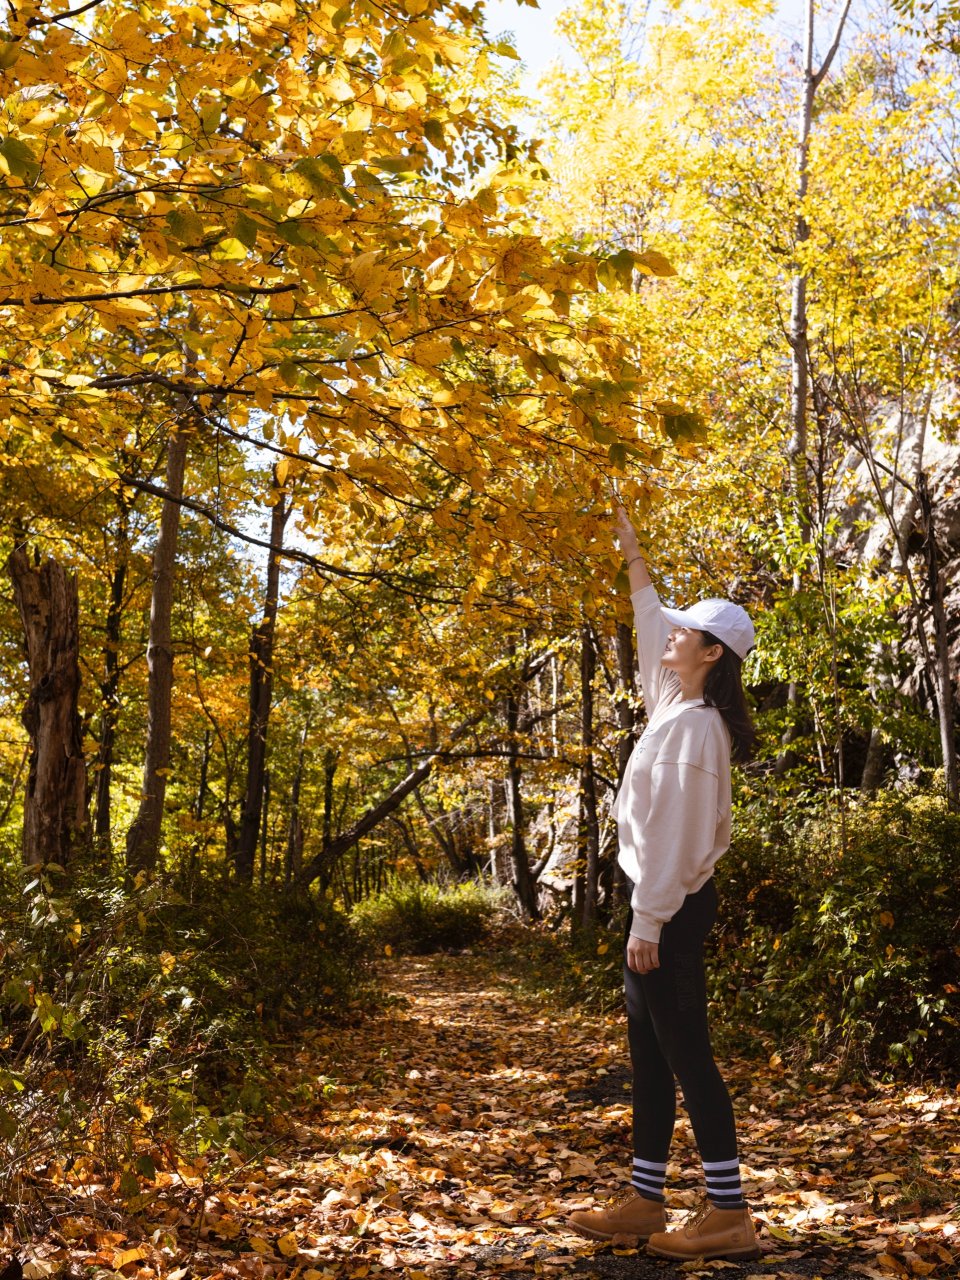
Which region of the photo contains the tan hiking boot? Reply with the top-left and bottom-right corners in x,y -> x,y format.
566,1188 -> 666,1242
647,1200 -> 760,1261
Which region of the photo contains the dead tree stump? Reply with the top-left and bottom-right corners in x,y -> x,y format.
8,548 -> 89,867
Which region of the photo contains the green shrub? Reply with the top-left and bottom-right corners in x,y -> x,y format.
350,878 -> 504,953
711,787 -> 960,1075
466,787 -> 959,1082
160,875 -> 371,1029
498,919 -> 626,1014
0,864 -> 371,1210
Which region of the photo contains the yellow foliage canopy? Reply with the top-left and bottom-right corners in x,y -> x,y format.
0,0 -> 678,590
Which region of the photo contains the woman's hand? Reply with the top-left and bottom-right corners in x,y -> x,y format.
614,504 -> 651,592
615,503 -> 639,555
626,935 -> 660,974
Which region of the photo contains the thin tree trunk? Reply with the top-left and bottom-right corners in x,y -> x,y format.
609,620 -> 638,910
787,0 -> 852,500
390,814 -> 429,881
125,427 -> 189,874
195,729 -> 211,821
918,474 -> 959,808
322,746 -> 337,850
94,499 -> 130,854
615,620 -> 638,780
487,779 -> 504,884
260,767 -> 271,885
9,549 -> 89,867
285,726 -> 309,886
236,483 -> 288,881
578,624 -> 600,929
413,784 -> 466,876
297,711 -> 485,887
0,745 -> 28,829
779,0 -> 852,774
786,0 -> 815,531
505,681 -> 540,920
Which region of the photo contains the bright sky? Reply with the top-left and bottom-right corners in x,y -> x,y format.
482,0 -> 854,88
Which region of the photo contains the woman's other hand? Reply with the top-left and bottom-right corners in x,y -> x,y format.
626,935 -> 660,974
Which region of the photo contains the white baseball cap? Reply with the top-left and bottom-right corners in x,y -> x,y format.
661,598 -> 755,660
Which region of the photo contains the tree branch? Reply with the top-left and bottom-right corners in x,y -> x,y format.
812,0 -> 854,90
0,281 -> 299,307
29,0 -> 107,25
296,711 -> 488,887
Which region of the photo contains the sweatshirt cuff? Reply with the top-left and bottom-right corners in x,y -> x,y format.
629,911 -> 663,944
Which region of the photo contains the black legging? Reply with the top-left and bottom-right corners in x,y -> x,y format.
624,878 -> 739,1165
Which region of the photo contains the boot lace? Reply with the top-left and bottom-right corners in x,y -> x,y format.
686,1198 -> 714,1230
610,1186 -> 643,1207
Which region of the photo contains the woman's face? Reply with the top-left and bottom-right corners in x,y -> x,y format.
661,626 -> 723,679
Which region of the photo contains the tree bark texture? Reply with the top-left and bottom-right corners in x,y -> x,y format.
125,427 -> 188,874
505,682 -> 540,920
236,486 -> 288,881
578,624 -> 600,929
9,549 -> 89,867
94,498 -> 131,852
918,474 -> 959,808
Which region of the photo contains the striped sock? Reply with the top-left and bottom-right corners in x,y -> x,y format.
702,1156 -> 746,1209
630,1156 -> 667,1202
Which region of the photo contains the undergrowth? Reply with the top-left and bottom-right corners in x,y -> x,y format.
500,787 -> 960,1081
0,862 -> 371,1226
350,878 -> 504,954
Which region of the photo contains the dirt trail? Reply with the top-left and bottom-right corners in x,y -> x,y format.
225,952 -> 959,1280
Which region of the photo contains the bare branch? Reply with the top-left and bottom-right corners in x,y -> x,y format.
29,0 -> 107,25
0,282 -> 299,307
812,0 -> 854,90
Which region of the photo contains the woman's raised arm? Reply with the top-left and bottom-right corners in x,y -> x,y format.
615,505 -> 652,594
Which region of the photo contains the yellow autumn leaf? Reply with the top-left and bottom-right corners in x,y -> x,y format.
112,1247 -> 147,1268
212,238 -> 249,261
276,1232 -> 299,1258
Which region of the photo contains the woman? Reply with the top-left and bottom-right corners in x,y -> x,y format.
567,506 -> 760,1262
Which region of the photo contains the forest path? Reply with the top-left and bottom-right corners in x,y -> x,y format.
225,952 -> 959,1280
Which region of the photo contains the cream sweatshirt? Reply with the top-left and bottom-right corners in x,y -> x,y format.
613,585 -> 732,944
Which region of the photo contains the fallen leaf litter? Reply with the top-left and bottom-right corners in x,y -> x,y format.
8,952 -> 959,1279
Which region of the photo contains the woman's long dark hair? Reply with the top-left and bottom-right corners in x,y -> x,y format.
700,629 -> 757,764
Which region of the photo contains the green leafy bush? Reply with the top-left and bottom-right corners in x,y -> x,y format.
711,788 -> 960,1075
0,864 -> 370,1209
498,919 -> 626,1014
350,878 -> 504,953
499,787 -> 959,1080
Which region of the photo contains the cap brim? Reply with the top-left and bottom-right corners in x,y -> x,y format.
661,606 -> 703,629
